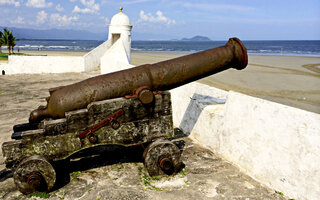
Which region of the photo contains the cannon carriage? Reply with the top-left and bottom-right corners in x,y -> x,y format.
2,37 -> 248,194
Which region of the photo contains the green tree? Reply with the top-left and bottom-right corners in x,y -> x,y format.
2,28 -> 11,54
1,28 -> 19,54
0,30 -> 3,53
9,31 -> 18,54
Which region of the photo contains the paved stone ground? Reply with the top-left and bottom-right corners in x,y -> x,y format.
0,72 -> 287,200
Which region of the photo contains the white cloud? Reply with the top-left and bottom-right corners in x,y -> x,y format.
100,16 -> 109,25
50,13 -> 79,27
139,10 -> 176,25
69,0 -> 77,2
0,0 -> 20,7
79,0 -> 96,8
11,16 -> 24,24
55,4 -> 64,12
72,5 -> 93,14
26,0 -> 52,8
71,0 -> 100,14
37,10 -> 47,24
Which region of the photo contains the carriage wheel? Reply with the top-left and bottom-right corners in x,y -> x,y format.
143,139 -> 182,176
14,155 -> 56,194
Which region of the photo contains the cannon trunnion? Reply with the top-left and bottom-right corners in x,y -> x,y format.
1,38 -> 248,195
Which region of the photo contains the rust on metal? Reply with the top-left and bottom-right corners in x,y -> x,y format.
26,173 -> 42,189
29,37 -> 248,122
78,109 -> 124,141
159,157 -> 173,171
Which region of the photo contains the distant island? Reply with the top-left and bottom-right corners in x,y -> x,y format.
181,35 -> 212,41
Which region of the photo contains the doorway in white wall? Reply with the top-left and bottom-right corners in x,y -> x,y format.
112,34 -> 121,45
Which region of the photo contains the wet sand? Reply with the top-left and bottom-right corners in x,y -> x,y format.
199,55 -> 320,114
132,52 -> 320,114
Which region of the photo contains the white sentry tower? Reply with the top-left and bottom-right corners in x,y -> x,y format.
108,7 -> 132,62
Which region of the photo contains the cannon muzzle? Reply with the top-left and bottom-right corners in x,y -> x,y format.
30,37 -> 248,122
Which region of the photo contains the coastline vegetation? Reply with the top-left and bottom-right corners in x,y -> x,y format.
0,52 -> 24,61
0,28 -> 19,55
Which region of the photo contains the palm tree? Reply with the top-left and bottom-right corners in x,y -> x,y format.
0,30 -> 3,53
9,32 -> 18,54
2,28 -> 11,54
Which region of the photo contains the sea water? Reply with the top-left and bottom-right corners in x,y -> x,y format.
10,39 -> 320,57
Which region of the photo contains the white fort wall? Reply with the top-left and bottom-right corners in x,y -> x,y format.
0,40 -> 114,75
84,40 -> 112,72
2,55 -> 85,74
0,38 -> 127,75
100,39 -> 134,74
171,82 -> 320,200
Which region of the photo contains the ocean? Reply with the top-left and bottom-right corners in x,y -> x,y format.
10,39 -> 320,57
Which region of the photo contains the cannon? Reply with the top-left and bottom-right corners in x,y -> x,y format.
2,37 -> 248,194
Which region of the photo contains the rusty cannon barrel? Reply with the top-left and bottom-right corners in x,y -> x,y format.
29,37 -> 248,122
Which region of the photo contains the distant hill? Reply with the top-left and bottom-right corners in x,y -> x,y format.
0,27 -> 212,41
0,26 -> 178,41
0,27 -> 107,40
181,35 -> 212,41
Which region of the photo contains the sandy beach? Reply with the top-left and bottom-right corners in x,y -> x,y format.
131,52 -> 320,114
1,50 -> 319,114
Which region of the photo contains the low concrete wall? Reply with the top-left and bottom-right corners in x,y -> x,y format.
84,40 -> 112,72
171,83 -> 320,200
171,82 -> 228,135
0,62 -> 7,74
2,55 -> 85,74
0,40 -> 112,74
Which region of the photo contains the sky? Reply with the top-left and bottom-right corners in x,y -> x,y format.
0,0 -> 319,40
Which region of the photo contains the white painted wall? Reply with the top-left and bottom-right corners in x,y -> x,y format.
221,92 -> 320,200
0,39 -> 115,75
170,82 -> 228,134
84,40 -> 112,72
2,55 -> 84,74
0,63 -> 8,73
108,24 -> 132,62
171,83 -> 320,200
100,39 -> 134,74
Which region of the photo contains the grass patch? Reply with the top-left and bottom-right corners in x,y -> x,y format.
58,189 -> 65,200
71,171 -> 81,176
275,191 -> 284,196
26,192 -> 50,199
178,169 -> 187,177
141,174 -> 164,191
0,52 -> 25,56
137,166 -> 144,173
70,171 -> 81,181
115,163 -> 123,172
150,176 -> 162,181
0,52 -> 29,61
